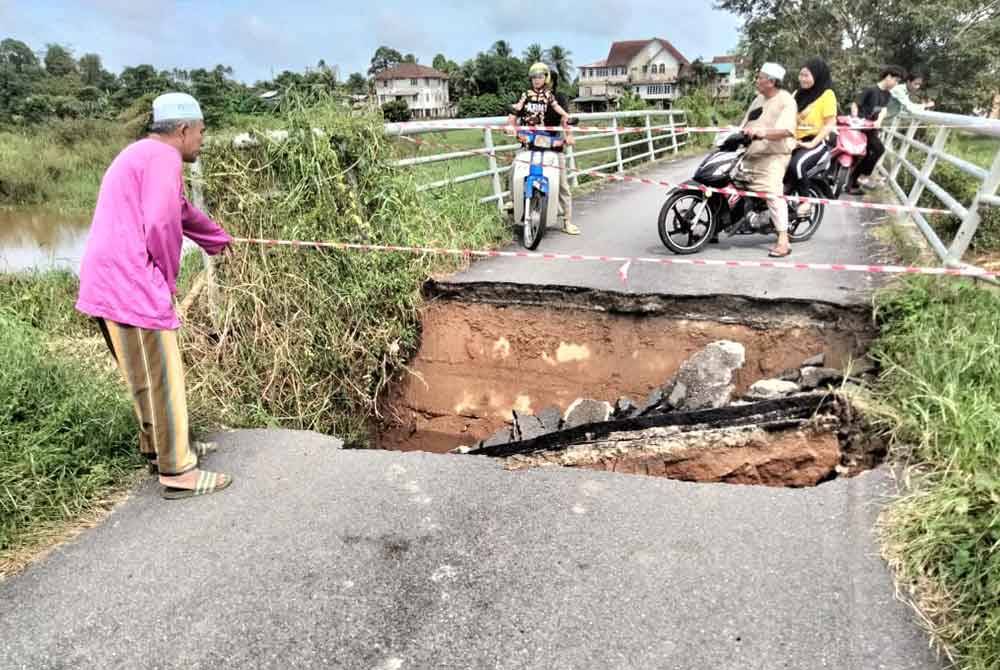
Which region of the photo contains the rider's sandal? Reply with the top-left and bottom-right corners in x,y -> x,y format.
768,247 -> 792,258
562,222 -> 581,235
161,471 -> 233,500
148,441 -> 219,474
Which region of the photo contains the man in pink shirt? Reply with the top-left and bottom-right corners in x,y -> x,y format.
77,92 -> 233,499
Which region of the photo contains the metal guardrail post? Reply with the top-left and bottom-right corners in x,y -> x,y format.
949,144 -> 1000,260
907,126 -> 950,208
189,159 -> 220,329
645,114 -> 655,161
566,142 -> 579,188
483,128 -> 504,212
611,118 -> 624,174
670,112 -> 679,155
889,118 -> 920,183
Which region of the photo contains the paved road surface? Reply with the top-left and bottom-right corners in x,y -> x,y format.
449,156 -> 888,306
0,430 -> 940,670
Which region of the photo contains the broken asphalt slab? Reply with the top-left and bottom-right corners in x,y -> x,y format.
0,429 -> 940,670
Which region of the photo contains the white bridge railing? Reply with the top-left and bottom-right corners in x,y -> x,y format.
881,110 -> 1000,266
384,109 -> 690,211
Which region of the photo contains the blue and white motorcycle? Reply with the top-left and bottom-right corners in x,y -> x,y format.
510,129 -> 564,250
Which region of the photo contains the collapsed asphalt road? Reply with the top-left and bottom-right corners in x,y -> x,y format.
0,429 -> 940,670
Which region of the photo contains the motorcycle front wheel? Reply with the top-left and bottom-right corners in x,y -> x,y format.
522,190 -> 547,250
658,190 -> 715,255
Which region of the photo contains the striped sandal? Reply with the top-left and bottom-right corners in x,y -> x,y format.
161,470 -> 233,500
147,441 -> 219,474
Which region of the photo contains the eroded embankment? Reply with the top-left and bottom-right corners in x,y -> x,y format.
380,282 -> 877,463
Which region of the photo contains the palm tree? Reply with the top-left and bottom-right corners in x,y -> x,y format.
545,45 -> 574,85
491,40 -> 513,58
523,43 -> 544,65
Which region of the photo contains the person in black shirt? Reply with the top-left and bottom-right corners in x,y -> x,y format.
847,65 -> 905,195
544,70 -> 578,234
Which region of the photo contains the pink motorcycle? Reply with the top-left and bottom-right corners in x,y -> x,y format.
828,115 -> 869,197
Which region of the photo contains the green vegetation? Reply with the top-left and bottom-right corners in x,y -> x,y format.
719,0 -> 999,114
180,99 -> 508,443
0,270 -> 89,335
0,119 -> 130,213
873,277 -> 1000,669
0,308 -> 140,554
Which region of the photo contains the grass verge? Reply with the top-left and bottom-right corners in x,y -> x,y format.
0,308 -> 142,562
872,276 -> 1000,669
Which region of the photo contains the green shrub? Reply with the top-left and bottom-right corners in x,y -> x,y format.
0,309 -> 140,551
186,96 -> 508,443
873,277 -> 1000,668
381,99 -> 411,123
0,271 -> 88,337
457,93 -> 514,119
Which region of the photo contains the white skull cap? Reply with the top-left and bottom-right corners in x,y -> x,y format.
152,92 -> 203,122
760,62 -> 786,81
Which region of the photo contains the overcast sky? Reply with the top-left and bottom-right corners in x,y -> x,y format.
3,0 -> 743,82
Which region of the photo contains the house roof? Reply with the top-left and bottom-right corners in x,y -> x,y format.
711,55 -> 749,65
606,38 -> 690,67
374,63 -> 448,81
580,59 -> 608,68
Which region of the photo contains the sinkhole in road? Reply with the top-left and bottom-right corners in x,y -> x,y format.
378,282 -> 887,487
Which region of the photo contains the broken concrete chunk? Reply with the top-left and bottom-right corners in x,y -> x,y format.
672,340 -> 746,410
563,398 -> 613,429
515,413 -> 547,442
799,366 -> 844,390
481,426 -> 513,448
747,379 -> 801,400
666,381 -> 688,409
613,397 -> 637,419
637,387 -> 666,416
802,353 -> 826,368
536,406 -> 563,433
450,446 -> 474,454
779,368 -> 802,383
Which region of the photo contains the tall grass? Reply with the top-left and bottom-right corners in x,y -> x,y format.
0,120 -> 131,214
0,309 -> 140,553
183,98 -> 508,443
873,277 -> 1000,668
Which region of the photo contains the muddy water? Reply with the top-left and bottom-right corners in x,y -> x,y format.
0,209 -> 92,274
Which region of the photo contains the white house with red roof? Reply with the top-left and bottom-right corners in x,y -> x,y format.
374,63 -> 451,119
576,38 -> 690,111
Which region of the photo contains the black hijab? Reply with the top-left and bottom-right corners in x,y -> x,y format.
794,58 -> 834,112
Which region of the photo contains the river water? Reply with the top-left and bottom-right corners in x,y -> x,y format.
0,209 -> 92,274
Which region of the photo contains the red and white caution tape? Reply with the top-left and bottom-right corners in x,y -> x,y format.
399,134 -> 954,216
392,120 -> 991,135
232,237 -> 996,282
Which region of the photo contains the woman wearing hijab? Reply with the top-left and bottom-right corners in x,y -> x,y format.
788,58 -> 837,217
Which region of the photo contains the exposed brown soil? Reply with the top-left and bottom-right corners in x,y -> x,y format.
380,291 -> 874,454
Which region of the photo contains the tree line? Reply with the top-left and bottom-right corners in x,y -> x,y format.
718,0 -> 1000,114
0,37 -> 352,128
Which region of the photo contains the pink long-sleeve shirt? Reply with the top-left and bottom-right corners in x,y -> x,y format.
76,139 -> 231,330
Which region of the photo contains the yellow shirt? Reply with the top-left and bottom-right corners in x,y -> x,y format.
795,89 -> 838,140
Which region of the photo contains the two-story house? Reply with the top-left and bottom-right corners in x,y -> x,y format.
709,55 -> 749,100
374,63 -> 451,119
575,38 -> 690,112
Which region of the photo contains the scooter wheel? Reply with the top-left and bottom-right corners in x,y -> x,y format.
658,190 -> 715,255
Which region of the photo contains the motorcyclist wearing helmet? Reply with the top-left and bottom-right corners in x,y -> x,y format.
507,62 -> 571,130
506,62 -> 579,234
